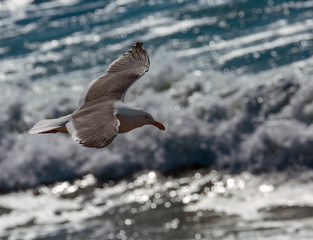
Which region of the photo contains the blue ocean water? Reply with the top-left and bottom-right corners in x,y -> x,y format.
1,0 -> 313,239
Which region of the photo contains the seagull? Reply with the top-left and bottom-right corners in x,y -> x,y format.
29,42 -> 165,148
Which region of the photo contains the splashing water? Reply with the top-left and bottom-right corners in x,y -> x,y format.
1,0 -> 313,239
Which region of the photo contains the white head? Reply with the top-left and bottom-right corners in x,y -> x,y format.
136,110 -> 165,130
115,105 -> 165,133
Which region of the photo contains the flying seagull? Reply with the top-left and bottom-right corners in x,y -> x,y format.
29,42 -> 165,148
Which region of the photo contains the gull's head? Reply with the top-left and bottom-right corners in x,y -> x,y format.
139,111 -> 165,131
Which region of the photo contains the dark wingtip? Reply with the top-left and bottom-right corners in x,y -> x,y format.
127,42 -> 149,66
136,42 -> 143,47
133,42 -> 143,49
128,42 -> 144,54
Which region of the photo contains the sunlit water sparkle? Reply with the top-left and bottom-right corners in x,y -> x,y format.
1,0 -> 313,239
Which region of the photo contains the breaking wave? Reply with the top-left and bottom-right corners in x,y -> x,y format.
1,0 -> 313,191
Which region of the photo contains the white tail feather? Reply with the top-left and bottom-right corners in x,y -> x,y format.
29,115 -> 71,134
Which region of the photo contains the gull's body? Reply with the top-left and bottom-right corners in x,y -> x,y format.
29,42 -> 165,148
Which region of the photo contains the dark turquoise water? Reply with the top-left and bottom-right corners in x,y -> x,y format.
1,0 -> 313,239
2,0 -> 313,77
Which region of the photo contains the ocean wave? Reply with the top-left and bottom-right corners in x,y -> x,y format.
1,0 -> 313,191
1,51 -> 313,191
1,170 -> 313,239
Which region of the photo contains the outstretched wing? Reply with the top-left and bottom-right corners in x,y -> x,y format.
67,97 -> 120,148
79,42 -> 150,106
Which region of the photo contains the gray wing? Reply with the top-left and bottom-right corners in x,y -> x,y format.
67,97 -> 119,148
79,42 -> 150,106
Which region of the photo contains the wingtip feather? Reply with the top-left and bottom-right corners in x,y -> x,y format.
132,42 -> 145,52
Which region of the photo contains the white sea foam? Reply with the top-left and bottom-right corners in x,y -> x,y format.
142,17 -> 217,41
185,172 -> 313,220
1,51 -> 313,191
0,0 -> 32,14
177,19 -> 313,59
217,33 -> 313,65
1,171 -> 313,240
1,0 -> 313,239
1,0 -> 313,192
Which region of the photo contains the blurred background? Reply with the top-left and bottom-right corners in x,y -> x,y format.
1,0 -> 313,239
